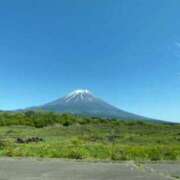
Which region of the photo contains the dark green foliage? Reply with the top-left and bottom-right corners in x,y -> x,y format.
0,111 -> 77,128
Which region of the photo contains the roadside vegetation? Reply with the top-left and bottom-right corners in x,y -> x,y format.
0,111 -> 180,161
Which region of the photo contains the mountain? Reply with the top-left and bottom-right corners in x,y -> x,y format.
28,89 -> 150,120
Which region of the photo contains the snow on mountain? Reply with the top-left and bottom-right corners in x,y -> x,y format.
29,89 -> 149,120
64,89 -> 93,103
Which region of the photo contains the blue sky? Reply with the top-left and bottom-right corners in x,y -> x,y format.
0,0 -> 180,122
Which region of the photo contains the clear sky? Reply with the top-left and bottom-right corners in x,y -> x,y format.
0,0 -> 180,122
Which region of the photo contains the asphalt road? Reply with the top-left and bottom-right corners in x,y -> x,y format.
0,158 -> 179,180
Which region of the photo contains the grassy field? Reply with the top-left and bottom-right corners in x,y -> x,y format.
0,111 -> 180,161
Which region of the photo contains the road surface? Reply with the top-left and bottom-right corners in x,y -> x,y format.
0,158 -> 179,180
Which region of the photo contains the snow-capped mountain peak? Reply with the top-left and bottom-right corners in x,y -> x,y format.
64,89 -> 93,103
30,89 -> 149,121
68,89 -> 92,96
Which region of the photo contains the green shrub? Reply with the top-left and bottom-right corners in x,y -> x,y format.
0,111 -> 180,161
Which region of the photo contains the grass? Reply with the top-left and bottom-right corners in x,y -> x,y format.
0,111 -> 180,161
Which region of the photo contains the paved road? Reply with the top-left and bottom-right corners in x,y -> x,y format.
0,158 -> 179,180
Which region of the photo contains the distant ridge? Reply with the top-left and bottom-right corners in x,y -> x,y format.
27,89 -> 152,121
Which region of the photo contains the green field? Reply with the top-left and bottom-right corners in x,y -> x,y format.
0,111 -> 180,161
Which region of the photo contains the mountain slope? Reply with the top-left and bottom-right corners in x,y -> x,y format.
29,89 -> 149,120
